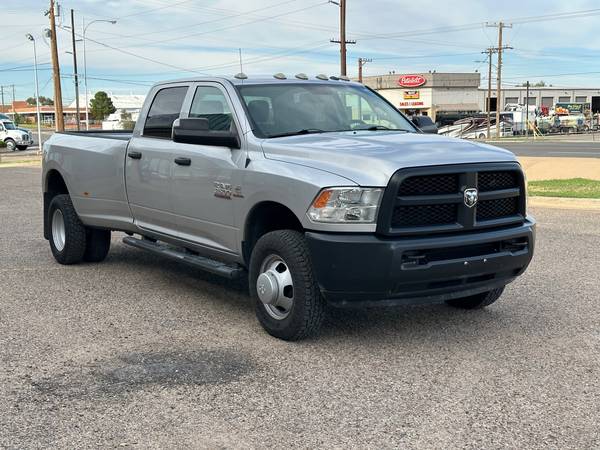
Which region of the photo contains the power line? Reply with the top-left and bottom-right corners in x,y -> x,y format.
106,0 -> 300,40
115,0 -> 196,20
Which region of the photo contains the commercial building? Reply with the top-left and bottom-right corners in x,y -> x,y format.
364,71 -> 600,123
482,86 -> 600,113
361,72 -> 481,121
0,93 -> 145,127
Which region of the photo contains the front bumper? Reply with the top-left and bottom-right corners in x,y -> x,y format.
306,218 -> 535,306
15,137 -> 32,146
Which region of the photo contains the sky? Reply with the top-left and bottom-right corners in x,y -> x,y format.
4,0 -> 600,104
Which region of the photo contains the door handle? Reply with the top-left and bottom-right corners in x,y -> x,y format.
174,157 -> 191,166
127,151 -> 142,160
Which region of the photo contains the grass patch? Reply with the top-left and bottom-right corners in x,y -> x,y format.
528,178 -> 600,199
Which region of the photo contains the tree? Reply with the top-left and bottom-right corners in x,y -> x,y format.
26,96 -> 53,106
120,110 -> 135,130
89,91 -> 116,120
521,81 -> 546,87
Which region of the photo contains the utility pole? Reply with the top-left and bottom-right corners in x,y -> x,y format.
12,85 -> 15,117
48,0 -> 65,131
0,86 -> 4,114
70,9 -> 80,130
358,57 -> 372,83
486,21 -> 512,138
330,0 -> 355,76
483,48 -> 495,139
525,80 -> 530,137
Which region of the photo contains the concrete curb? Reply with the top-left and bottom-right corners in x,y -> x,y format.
529,196 -> 600,211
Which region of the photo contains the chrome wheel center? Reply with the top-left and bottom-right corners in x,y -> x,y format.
51,209 -> 66,252
257,255 -> 294,320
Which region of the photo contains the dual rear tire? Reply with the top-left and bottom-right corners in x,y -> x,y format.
48,194 -> 111,265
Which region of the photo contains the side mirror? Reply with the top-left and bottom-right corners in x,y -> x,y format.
172,118 -> 240,148
411,116 -> 438,134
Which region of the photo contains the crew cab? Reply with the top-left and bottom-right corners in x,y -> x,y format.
1,119 -> 33,151
42,74 -> 535,340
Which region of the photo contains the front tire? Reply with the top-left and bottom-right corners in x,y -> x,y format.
48,194 -> 87,265
249,230 -> 325,341
445,286 -> 505,309
4,139 -> 16,152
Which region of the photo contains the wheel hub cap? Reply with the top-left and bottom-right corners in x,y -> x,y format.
257,255 -> 294,320
51,209 -> 66,251
257,271 -> 279,305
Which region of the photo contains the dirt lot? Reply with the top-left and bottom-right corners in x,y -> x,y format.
1,166 -> 599,449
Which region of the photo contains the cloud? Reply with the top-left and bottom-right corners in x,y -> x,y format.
3,0 -> 600,101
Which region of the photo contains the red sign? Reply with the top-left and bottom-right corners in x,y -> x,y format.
398,74 -> 426,88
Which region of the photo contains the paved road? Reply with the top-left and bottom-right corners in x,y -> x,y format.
1,166 -> 599,448
497,141 -> 600,158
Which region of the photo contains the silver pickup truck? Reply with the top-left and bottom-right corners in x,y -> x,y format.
43,75 -> 535,340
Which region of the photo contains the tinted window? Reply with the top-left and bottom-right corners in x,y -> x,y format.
189,86 -> 233,131
143,86 -> 188,138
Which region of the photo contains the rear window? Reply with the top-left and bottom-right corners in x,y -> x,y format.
143,86 -> 188,139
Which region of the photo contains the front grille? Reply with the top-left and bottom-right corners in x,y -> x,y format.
476,197 -> 519,221
379,163 -> 525,236
392,204 -> 457,227
397,174 -> 458,196
478,171 -> 518,191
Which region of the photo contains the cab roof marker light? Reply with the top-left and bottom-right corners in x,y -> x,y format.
295,73 -> 309,80
329,75 -> 340,81
339,75 -> 350,81
316,74 -> 328,80
273,73 -> 287,80
234,72 -> 248,79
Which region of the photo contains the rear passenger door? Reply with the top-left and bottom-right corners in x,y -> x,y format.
170,83 -> 245,255
125,84 -> 188,236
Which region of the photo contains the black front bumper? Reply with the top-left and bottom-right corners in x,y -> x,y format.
306,218 -> 535,306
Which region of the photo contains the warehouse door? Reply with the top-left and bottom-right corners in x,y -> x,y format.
592,96 -> 600,114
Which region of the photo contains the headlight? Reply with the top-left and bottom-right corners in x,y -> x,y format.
307,187 -> 383,223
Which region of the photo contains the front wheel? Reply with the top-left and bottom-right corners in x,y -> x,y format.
249,230 -> 325,341
445,287 -> 505,309
4,139 -> 16,152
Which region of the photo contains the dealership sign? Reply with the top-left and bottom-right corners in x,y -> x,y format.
398,74 -> 426,88
403,90 -> 420,100
398,101 -> 425,107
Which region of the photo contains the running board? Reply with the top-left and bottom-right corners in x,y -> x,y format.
122,236 -> 245,280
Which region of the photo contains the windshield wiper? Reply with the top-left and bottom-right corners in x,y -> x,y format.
360,125 -> 409,132
268,129 -> 326,138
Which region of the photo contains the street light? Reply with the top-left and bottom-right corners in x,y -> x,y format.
82,18 -> 116,130
26,33 -> 43,155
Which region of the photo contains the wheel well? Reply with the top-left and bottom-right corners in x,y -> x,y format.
43,170 -> 69,240
243,201 -> 303,265
45,170 -> 69,196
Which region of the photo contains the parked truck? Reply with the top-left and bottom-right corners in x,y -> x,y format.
1,119 -> 33,151
42,75 -> 535,340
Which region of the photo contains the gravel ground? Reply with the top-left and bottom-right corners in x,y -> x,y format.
1,166 -> 599,449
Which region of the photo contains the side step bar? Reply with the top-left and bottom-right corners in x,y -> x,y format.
122,236 -> 245,280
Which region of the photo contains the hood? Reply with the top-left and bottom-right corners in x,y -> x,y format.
260,131 -> 517,186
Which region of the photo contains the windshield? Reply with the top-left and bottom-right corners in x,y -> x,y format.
236,83 -> 415,138
2,122 -> 16,130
